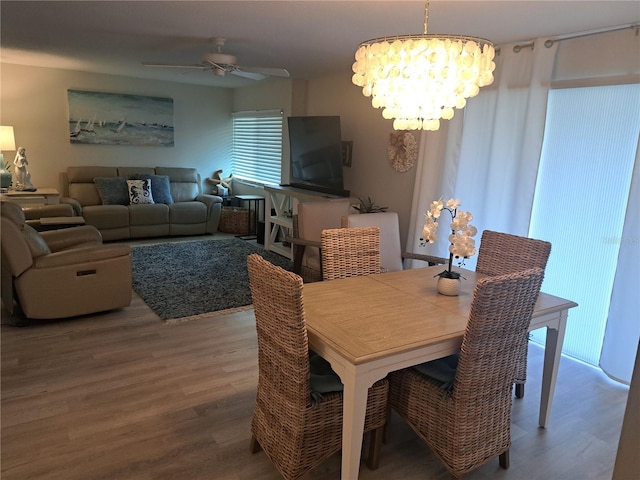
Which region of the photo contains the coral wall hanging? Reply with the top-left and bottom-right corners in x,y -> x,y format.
387,131 -> 417,172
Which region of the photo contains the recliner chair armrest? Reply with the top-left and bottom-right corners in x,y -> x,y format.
33,244 -> 132,269
60,197 -> 83,216
41,225 -> 103,252
22,203 -> 76,220
402,252 -> 448,266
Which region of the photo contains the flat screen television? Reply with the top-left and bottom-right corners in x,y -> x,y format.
286,115 -> 350,197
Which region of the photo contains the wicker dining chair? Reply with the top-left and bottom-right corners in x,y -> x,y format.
286,199 -> 354,283
476,229 -> 551,398
321,226 -> 381,280
341,211 -> 447,272
389,267 -> 545,479
246,253 -> 389,480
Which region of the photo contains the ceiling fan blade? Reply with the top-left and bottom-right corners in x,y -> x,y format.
142,62 -> 210,70
231,69 -> 267,81
237,66 -> 290,78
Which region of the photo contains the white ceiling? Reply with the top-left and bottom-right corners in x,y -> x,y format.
1,1 -> 639,88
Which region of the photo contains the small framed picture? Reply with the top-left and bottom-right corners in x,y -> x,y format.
341,140 -> 353,167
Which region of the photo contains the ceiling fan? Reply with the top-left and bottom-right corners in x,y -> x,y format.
142,37 -> 290,81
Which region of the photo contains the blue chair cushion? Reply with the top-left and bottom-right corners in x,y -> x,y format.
309,350 -> 343,402
413,353 -> 459,392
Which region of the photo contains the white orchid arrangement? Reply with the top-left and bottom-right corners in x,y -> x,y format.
420,198 -> 477,279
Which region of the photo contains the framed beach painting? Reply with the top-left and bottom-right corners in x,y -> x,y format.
67,90 -> 174,146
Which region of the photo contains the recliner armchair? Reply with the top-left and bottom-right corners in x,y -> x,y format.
1,201 -> 132,319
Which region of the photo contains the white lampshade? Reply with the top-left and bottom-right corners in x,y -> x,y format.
0,126 -> 16,151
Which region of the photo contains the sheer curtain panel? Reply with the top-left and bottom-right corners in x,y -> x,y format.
407,38 -> 558,270
600,136 -> 640,383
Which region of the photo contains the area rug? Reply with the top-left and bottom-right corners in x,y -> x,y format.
131,238 -> 293,322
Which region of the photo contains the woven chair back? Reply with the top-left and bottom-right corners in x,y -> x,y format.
247,253 -> 389,479
247,253 -> 311,410
454,267 -> 545,399
321,226 -> 381,280
475,230 -> 551,387
476,230 -> 551,277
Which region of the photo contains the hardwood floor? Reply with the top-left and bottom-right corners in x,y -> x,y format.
1,291 -> 630,479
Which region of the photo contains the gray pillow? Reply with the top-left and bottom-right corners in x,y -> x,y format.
131,174 -> 174,204
93,177 -> 129,205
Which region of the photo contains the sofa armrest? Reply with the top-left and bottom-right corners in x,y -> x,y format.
41,225 -> 103,252
60,197 -> 83,216
33,244 -> 132,269
196,194 -> 223,233
196,193 -> 223,206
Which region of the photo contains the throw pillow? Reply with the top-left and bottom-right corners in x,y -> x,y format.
127,179 -> 154,204
130,174 -> 174,204
93,177 -> 129,205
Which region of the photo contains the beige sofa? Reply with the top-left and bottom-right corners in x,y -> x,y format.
60,166 -> 223,241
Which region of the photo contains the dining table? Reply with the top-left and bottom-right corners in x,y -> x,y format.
302,265 -> 578,480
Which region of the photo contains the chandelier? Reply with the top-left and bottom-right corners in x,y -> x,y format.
351,0 -> 496,131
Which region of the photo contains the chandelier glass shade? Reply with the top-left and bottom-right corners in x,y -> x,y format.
352,4 -> 496,131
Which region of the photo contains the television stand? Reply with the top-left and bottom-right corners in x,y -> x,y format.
263,185 -> 354,259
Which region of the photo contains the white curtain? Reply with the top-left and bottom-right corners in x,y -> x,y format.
407,38 -> 558,268
600,136 -> 640,383
406,34 -> 640,384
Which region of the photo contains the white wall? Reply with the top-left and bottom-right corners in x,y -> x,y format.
553,27 -> 640,86
0,63 -> 234,193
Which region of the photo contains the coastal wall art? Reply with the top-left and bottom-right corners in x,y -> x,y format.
67,90 -> 174,146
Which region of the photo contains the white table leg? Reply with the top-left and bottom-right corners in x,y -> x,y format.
539,311 -> 569,427
340,371 -> 370,480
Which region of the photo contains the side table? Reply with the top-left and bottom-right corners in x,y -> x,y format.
0,188 -> 60,205
234,194 -> 265,241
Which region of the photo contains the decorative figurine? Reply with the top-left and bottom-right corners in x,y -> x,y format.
13,147 -> 34,191
206,169 -> 233,196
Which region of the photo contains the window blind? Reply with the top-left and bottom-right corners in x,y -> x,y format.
529,84 -> 640,366
232,109 -> 283,185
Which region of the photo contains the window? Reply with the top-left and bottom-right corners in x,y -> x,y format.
528,84 -> 639,365
232,109 -> 283,185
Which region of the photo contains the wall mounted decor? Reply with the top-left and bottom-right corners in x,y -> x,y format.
341,140 -> 353,167
388,131 -> 417,172
67,90 -> 174,146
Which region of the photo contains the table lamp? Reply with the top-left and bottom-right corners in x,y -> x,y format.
0,125 -> 16,190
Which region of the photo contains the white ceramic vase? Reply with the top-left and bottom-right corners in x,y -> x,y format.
437,276 -> 461,296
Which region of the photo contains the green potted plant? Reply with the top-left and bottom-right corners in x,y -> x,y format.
353,196 -> 388,214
